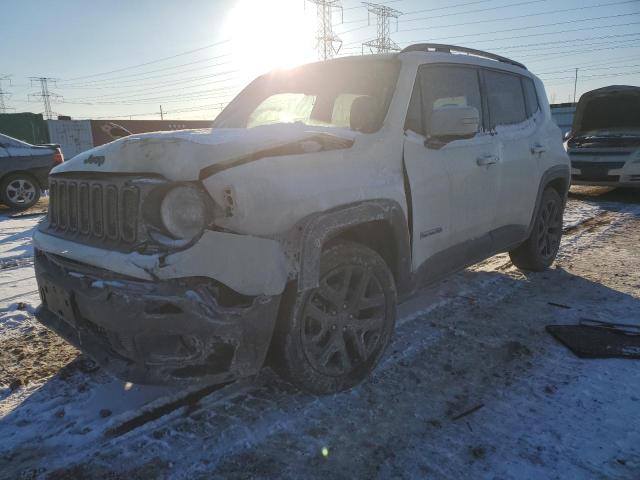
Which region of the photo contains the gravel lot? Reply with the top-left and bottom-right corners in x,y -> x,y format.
1,188 -> 639,479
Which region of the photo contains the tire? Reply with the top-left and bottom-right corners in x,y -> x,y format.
0,173 -> 41,211
273,241 -> 397,394
509,187 -> 563,271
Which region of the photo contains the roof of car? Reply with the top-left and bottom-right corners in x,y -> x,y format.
399,43 -> 527,70
579,85 -> 640,98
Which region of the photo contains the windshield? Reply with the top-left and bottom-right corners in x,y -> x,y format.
213,58 -> 400,132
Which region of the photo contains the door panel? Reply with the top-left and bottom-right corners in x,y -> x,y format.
403,131 -> 452,271
484,70 -> 541,231
403,64 -> 500,275
442,134 -> 501,246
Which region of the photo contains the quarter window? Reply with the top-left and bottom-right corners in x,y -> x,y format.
522,76 -> 540,117
484,70 -> 527,126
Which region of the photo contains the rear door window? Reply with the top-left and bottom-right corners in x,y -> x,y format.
484,70 -> 527,127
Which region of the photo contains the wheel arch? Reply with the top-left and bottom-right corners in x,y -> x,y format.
0,170 -> 43,204
295,199 -> 412,295
0,170 -> 43,190
526,164 -> 570,237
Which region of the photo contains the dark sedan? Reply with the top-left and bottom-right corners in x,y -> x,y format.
0,133 -> 64,210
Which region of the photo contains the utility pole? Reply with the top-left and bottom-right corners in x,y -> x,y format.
159,105 -> 164,120
362,2 -> 402,54
0,75 -> 12,113
307,0 -> 343,60
573,68 -> 579,104
28,77 -> 62,120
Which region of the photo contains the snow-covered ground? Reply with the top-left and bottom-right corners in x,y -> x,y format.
0,187 -> 639,479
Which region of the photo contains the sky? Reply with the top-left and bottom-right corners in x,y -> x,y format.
1,0 -> 639,120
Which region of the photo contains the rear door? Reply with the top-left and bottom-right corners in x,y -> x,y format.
403,64 -> 500,276
483,70 -> 540,243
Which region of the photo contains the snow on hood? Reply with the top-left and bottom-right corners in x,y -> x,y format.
52,124 -> 359,181
572,85 -> 640,137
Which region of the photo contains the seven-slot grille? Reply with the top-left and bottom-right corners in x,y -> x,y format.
48,177 -> 140,245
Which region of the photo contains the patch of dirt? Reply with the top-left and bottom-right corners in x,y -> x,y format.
0,323 -> 78,390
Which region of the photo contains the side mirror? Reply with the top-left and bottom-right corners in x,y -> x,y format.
563,131 -> 571,141
429,105 -> 479,139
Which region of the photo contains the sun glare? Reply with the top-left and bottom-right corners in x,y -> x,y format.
223,0 -> 317,81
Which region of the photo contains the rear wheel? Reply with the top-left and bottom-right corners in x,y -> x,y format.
273,241 -> 397,394
1,173 -> 41,211
509,187 -> 563,271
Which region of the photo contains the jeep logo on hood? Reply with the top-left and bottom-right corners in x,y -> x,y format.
83,154 -> 106,166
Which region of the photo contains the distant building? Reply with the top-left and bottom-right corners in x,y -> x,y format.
0,113 -> 213,159
550,103 -> 577,137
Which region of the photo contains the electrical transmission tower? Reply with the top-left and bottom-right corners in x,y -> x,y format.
0,75 -> 13,113
307,0 -> 343,60
362,2 -> 402,54
28,77 -> 62,120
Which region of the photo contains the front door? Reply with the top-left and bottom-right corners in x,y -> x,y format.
403,64 -> 500,278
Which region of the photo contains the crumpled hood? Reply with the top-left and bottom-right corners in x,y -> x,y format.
52,124 -> 358,181
572,85 -> 640,137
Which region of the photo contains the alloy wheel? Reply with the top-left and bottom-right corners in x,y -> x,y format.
301,265 -> 388,377
6,178 -> 37,205
537,197 -> 562,259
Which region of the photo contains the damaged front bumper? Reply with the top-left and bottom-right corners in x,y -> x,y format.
34,249 -> 281,385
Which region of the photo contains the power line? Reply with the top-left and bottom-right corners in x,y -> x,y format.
62,86 -> 239,106
340,0 -> 501,26
89,100 -> 232,120
308,0 -> 344,60
397,13 -> 640,46
362,2 -> 403,54
64,70 -> 239,102
536,57 -> 640,75
401,0 -> 551,25
63,39 -> 230,82
401,0 -> 495,17
341,0 -> 401,10
396,0 -> 640,34
28,77 -> 62,119
343,0 -> 640,47
543,68 -> 640,86
479,32 -> 640,52
517,38 -> 640,59
58,54 -> 233,87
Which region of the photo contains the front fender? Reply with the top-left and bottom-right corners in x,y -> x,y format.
293,199 -> 411,292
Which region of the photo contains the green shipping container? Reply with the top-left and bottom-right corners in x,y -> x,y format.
0,112 -> 50,145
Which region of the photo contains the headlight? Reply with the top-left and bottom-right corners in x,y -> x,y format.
160,185 -> 206,240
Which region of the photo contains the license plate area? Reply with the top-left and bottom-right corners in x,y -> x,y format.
580,166 -> 609,179
40,279 -> 76,326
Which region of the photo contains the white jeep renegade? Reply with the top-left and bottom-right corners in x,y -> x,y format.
33,44 -> 570,394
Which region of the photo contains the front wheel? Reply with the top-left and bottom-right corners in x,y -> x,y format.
509,187 -> 564,271
1,173 -> 41,211
273,241 -> 397,394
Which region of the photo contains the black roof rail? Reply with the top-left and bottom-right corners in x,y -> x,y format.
400,43 -> 527,71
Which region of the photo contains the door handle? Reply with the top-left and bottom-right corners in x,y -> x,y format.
531,143 -> 546,155
476,154 -> 498,166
